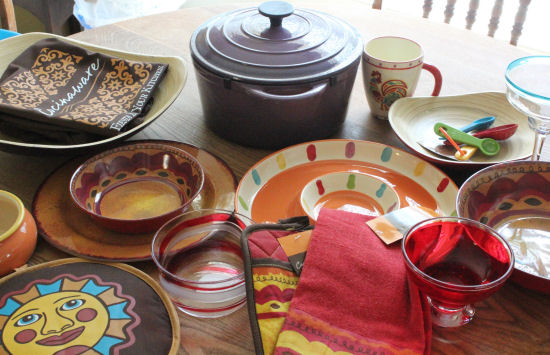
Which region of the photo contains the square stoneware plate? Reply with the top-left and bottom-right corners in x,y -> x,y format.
388,92 -> 534,167
0,32 -> 186,154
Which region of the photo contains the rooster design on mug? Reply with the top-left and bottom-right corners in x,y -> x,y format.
369,71 -> 408,112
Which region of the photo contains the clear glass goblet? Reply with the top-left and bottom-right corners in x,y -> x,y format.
505,56 -> 550,160
402,217 -> 514,327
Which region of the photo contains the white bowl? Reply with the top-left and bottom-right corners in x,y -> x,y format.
300,172 -> 400,221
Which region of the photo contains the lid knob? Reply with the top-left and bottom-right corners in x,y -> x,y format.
259,1 -> 294,27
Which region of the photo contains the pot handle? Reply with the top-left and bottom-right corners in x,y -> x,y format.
259,1 -> 294,27
246,82 -> 329,101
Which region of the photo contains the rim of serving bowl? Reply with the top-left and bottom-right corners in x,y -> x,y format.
69,142 -> 205,226
151,209 -> 253,285
456,160 -> 550,219
401,216 -> 515,292
505,56 -> 550,101
0,190 -> 24,242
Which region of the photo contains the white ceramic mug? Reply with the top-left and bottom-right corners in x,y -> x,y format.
362,36 -> 442,119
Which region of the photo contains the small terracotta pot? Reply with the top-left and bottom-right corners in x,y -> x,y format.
0,190 -> 37,276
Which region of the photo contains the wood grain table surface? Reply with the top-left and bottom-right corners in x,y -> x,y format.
1,1 -> 549,354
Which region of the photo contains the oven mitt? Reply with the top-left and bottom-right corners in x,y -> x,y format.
273,209 -> 432,355
241,217 -> 311,355
0,38 -> 168,142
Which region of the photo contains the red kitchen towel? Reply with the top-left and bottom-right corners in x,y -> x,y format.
273,208 -> 431,355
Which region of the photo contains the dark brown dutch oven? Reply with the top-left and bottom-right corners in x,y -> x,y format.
190,1 -> 363,149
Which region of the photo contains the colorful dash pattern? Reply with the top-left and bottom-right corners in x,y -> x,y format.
346,174 -> 356,189
316,180 -> 325,195
252,169 -> 261,185
376,184 -> 387,198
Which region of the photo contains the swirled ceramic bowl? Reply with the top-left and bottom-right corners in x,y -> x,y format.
70,142 -> 204,234
457,160 -> 550,294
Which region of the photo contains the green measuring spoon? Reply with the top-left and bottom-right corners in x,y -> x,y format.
434,122 -> 500,156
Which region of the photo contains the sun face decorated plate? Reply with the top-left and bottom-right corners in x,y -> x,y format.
32,140 -> 237,261
388,92 -> 534,166
235,139 -> 458,223
0,258 -> 179,355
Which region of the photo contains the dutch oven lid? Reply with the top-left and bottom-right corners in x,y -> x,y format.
190,1 -> 363,84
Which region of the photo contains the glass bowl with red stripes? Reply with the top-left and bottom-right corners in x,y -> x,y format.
151,209 -> 254,318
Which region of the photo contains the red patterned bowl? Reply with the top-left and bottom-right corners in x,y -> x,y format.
70,142 -> 204,234
457,161 -> 550,294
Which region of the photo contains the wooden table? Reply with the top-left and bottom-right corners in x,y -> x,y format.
1,1 -> 549,354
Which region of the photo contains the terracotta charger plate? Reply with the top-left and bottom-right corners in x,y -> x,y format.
388,92 -> 534,166
0,258 -> 180,355
235,139 -> 459,223
0,33 -> 186,154
32,140 -> 237,261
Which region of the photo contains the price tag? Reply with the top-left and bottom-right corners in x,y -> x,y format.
277,230 -> 313,275
366,206 -> 440,245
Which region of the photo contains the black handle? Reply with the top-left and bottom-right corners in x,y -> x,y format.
259,1 -> 294,27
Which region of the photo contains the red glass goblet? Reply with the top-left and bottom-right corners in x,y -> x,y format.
402,217 -> 514,327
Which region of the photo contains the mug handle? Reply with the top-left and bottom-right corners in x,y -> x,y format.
422,63 -> 442,96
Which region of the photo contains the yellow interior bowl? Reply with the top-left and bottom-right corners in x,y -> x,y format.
0,190 -> 24,242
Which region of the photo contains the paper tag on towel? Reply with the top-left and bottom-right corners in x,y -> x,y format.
277,230 -> 313,275
366,206 -> 440,245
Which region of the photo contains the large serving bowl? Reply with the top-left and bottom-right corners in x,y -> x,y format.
236,139 -> 458,223
190,1 -> 363,149
70,142 -> 204,234
0,33 -> 186,154
457,160 -> 550,293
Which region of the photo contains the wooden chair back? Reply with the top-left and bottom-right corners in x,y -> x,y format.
0,0 -> 16,31
374,0 -> 532,46
14,0 -> 80,35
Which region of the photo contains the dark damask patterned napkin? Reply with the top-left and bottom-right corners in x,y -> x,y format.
0,38 -> 168,142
